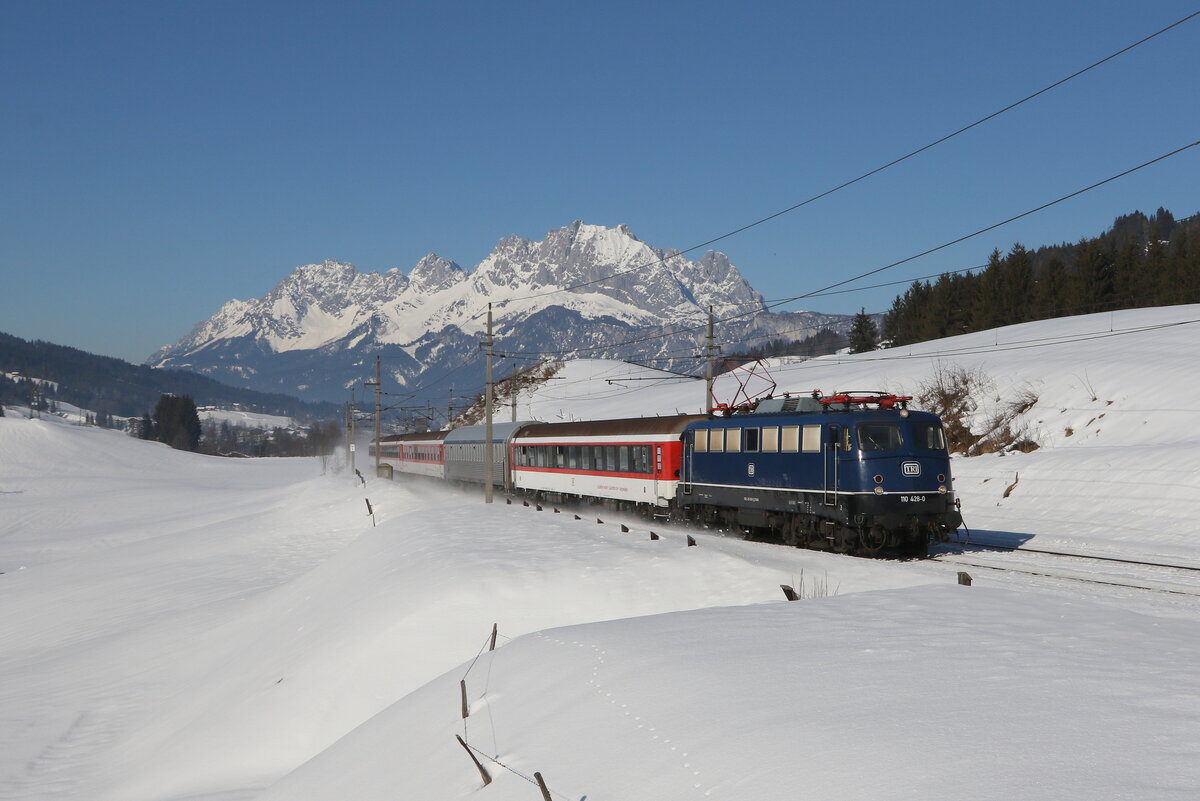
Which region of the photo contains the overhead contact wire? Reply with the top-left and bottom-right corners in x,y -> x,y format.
469,9 -> 1199,316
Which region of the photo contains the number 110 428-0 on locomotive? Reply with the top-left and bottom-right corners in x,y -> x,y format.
371,392 -> 961,557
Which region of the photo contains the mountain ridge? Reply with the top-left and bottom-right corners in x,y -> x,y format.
150,222 -> 852,405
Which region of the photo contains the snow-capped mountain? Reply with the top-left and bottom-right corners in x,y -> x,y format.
149,222 -> 852,404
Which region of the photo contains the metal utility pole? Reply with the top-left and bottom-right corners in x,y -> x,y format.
483,303 -> 495,503
705,305 -> 716,416
447,386 -> 454,430
364,357 -> 381,475
349,389 -> 357,475
346,393 -> 353,474
510,362 -> 518,423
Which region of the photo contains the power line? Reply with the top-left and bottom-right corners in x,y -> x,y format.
768,317 -> 1200,373
466,9 -> 1200,318
507,140 -> 1200,359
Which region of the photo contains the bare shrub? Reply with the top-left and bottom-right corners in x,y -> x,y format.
917,365 -> 986,455
454,361 -> 562,427
918,367 -> 1040,455
792,569 -> 839,599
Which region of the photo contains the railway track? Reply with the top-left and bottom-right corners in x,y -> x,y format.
929,540 -> 1200,600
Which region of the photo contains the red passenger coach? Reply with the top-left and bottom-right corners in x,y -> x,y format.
374,430 -> 447,479
511,415 -> 703,509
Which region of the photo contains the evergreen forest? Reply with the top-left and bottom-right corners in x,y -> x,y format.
882,208 -> 1198,346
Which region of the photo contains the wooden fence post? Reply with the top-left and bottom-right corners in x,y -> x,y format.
686,535 -> 696,547
455,735 -> 492,786
781,584 -> 799,601
958,571 -> 973,586
534,771 -> 553,801
460,680 -> 469,719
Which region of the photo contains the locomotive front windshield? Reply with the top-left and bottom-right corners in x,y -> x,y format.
857,424 -> 902,452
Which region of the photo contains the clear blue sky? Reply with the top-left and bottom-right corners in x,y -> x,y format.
2,0 -> 1197,363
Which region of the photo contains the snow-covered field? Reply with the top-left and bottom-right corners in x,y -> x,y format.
2,306 -> 1199,800
198,408 -> 294,430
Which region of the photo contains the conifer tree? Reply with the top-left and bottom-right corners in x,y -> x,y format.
153,394 -> 202,451
848,308 -> 879,353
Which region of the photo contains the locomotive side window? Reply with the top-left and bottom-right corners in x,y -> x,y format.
694,430 -> 708,452
744,428 -> 760,452
710,429 -> 725,453
858,424 -> 902,451
802,425 -> 821,452
781,426 -> 800,452
914,424 -> 947,450
761,426 -> 779,452
726,428 -> 742,453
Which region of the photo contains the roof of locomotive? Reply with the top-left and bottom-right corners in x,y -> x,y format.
690,405 -> 941,428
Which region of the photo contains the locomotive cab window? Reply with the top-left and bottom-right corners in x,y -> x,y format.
858,424 -> 902,451
914,423 -> 947,451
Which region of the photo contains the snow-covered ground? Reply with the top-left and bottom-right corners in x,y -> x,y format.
2,306 -> 1199,800
198,407 -> 294,430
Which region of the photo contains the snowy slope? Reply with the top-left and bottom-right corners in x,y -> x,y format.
3,306 -> 1199,801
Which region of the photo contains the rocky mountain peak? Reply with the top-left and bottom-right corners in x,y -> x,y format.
150,222 -> 849,403
407,254 -> 465,293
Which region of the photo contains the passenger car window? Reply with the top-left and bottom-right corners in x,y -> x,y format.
858,424 -> 902,451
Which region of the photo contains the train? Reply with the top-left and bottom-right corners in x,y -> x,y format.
370,391 -> 962,557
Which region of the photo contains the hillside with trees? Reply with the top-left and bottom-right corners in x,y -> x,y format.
0,332 -> 341,422
883,208 -> 1198,346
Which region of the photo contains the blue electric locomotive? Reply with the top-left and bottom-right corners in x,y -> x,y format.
677,392 -> 960,556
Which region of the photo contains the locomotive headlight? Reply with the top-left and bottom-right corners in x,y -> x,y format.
874,486 -> 884,495
938,485 -> 948,494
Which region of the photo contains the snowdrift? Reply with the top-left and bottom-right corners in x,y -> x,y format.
2,305 -> 1199,800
